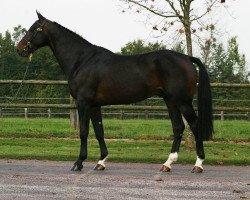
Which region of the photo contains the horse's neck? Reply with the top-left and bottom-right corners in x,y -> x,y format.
47,23 -> 93,78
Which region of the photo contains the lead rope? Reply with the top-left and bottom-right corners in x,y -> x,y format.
11,54 -> 32,102
2,54 -> 32,113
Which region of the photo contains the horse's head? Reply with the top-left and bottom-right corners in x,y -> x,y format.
17,11 -> 49,57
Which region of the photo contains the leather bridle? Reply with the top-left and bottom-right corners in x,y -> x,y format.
22,20 -> 47,52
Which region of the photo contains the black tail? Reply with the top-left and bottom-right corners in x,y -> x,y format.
190,56 -> 213,141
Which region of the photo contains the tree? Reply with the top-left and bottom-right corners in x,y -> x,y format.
12,25 -> 26,45
199,24 -> 216,66
120,39 -> 185,55
121,0 -> 229,56
205,36 -> 249,108
226,37 -> 248,83
208,36 -> 248,83
120,39 -> 166,55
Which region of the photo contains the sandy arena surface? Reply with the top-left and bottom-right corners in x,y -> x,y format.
0,159 -> 249,200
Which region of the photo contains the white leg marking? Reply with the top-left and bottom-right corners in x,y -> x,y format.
97,157 -> 107,167
194,156 -> 204,169
163,152 -> 178,169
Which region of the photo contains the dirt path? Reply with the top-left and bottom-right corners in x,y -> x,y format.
0,159 -> 249,200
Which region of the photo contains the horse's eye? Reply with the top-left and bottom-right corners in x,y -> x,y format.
37,28 -> 43,32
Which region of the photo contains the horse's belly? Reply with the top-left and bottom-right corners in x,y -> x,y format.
95,84 -> 156,105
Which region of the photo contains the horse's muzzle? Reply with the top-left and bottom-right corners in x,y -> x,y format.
17,48 -> 30,57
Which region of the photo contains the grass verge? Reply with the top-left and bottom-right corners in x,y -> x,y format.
0,118 -> 249,165
0,118 -> 249,141
0,138 -> 249,165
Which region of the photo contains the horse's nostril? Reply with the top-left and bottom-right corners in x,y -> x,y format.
16,48 -> 21,54
16,47 -> 28,57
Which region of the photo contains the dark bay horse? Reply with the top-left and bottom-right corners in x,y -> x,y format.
17,12 -> 213,173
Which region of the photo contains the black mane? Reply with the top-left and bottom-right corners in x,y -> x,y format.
52,21 -> 114,54
53,21 -> 92,45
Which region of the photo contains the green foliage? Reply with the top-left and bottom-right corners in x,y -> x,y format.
226,37 -> 247,82
120,39 -> 167,55
208,36 -> 248,83
120,39 -> 185,55
199,29 -> 249,107
171,42 -> 185,54
12,25 -> 27,44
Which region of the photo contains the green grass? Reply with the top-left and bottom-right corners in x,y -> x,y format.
0,118 -> 249,165
0,118 -> 249,141
213,120 -> 250,141
0,118 -> 78,138
0,138 -> 249,165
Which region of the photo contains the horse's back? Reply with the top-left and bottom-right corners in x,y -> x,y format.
113,50 -> 197,101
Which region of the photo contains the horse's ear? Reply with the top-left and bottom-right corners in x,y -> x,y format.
36,10 -> 46,22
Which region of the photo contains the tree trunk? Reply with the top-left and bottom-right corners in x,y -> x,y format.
182,0 -> 193,56
182,1 -> 194,150
185,26 -> 193,56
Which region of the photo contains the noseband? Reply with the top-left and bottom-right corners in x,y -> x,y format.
22,20 -> 47,52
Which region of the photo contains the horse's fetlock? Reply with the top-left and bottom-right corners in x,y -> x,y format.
79,155 -> 87,161
100,152 -> 108,160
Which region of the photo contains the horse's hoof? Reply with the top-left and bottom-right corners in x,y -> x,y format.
160,165 -> 171,172
93,164 -> 105,171
191,166 -> 203,173
70,162 -> 83,171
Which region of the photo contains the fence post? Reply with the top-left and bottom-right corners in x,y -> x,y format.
0,108 -> 2,117
120,110 -> 124,120
220,111 -> 224,121
70,95 -> 78,129
48,108 -> 51,118
247,112 -> 250,121
24,108 -> 28,119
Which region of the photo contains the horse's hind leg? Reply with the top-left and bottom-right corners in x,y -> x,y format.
178,102 -> 205,173
160,101 -> 185,172
91,106 -> 108,170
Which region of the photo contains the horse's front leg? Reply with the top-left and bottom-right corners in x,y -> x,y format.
91,106 -> 108,170
71,102 -> 90,171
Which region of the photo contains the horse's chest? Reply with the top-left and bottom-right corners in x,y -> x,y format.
68,77 -> 97,101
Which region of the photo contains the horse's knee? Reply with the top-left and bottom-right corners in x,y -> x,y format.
188,118 -> 198,134
95,134 -> 103,142
80,133 -> 88,141
173,122 -> 185,136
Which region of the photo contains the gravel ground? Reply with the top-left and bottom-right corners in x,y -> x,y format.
0,159 -> 249,200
